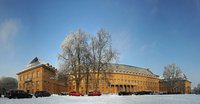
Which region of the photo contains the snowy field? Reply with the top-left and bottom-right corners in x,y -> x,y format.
0,94 -> 199,104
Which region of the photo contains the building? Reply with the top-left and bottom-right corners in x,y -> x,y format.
67,64 -> 160,94
159,79 -> 191,94
17,57 -> 67,94
17,57 -> 191,94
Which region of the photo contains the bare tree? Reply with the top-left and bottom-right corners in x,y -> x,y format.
57,28 -> 118,93
90,28 -> 118,91
58,29 -> 90,93
163,64 -> 185,93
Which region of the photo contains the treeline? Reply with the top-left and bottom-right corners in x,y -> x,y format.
192,84 -> 200,94
0,77 -> 18,94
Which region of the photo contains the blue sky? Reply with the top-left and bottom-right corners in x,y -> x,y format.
0,0 -> 200,87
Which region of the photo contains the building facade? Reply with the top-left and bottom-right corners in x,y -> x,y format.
17,57 -> 67,94
67,64 -> 160,94
159,79 -> 191,94
17,57 -> 191,94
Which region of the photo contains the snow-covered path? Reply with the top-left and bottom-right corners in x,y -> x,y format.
0,94 -> 199,104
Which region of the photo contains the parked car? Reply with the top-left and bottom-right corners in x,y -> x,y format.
134,91 -> 153,95
88,91 -> 101,96
35,91 -> 51,98
7,90 -> 32,99
60,92 -> 68,95
4,91 -> 10,98
118,91 -> 132,96
69,91 -> 84,96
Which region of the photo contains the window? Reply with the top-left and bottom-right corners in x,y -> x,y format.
32,72 -> 34,78
44,81 -> 46,85
27,74 -> 30,79
37,71 -> 40,77
20,76 -> 22,81
44,70 -> 46,77
27,83 -> 30,87
37,81 -> 40,85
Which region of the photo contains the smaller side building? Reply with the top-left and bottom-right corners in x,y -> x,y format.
17,57 -> 67,94
159,79 -> 191,94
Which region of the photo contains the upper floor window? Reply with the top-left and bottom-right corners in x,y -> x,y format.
37,81 -> 40,85
20,76 -> 22,81
32,72 -> 34,78
43,70 -> 46,77
102,79 -> 104,83
37,71 -> 40,77
27,74 -> 30,79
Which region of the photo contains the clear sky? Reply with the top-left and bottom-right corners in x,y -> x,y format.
0,0 -> 200,87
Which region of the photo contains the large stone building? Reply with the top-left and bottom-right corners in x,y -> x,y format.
17,57 -> 191,94
17,57 -> 67,94
67,64 -> 160,94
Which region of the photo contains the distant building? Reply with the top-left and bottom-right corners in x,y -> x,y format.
159,79 -> 191,94
17,57 -> 67,94
16,57 -> 191,94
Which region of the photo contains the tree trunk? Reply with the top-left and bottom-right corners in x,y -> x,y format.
85,69 -> 89,95
96,64 -> 100,91
76,81 -> 80,92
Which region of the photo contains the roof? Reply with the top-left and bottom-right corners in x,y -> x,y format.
26,57 -> 46,70
29,57 -> 39,64
159,79 -> 192,83
17,57 -> 57,75
110,64 -> 158,77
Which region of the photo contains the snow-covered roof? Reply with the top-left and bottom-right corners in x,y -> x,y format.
23,57 -> 47,71
17,57 -> 56,75
26,57 -> 46,69
110,64 -> 158,77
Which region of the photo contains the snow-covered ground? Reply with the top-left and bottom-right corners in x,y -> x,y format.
0,94 -> 199,104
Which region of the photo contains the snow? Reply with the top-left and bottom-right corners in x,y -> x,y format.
0,94 -> 199,104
